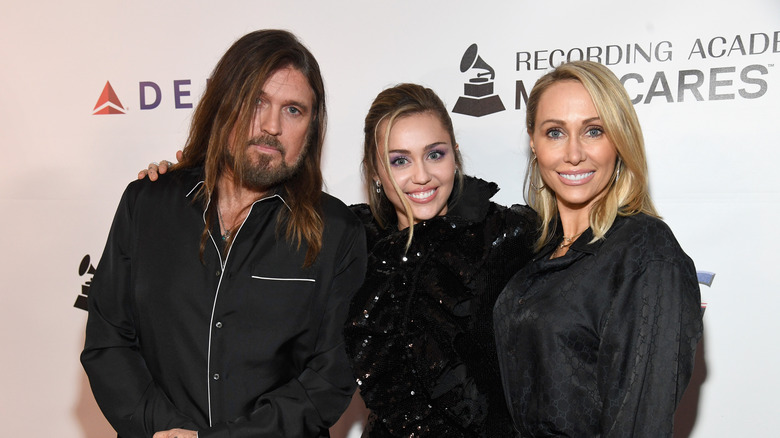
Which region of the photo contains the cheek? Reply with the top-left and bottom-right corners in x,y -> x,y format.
535,152 -> 558,174
593,145 -> 618,172
375,162 -> 396,188
436,161 -> 457,186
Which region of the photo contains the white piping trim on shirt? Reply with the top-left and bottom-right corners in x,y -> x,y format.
203,191 -> 287,427
185,181 -> 204,198
250,276 -> 316,282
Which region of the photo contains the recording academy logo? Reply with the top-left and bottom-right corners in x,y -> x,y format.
74,254 -> 96,311
93,81 -> 126,115
452,44 -> 506,117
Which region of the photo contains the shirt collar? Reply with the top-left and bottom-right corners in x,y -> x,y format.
549,215 -> 631,255
183,174 -> 291,212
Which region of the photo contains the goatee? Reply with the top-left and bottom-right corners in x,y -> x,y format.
231,135 -> 307,191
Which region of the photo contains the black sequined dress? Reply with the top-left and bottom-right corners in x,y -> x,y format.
493,213 -> 703,437
345,176 -> 537,437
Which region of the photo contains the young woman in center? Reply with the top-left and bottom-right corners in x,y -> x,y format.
343,83 -> 536,437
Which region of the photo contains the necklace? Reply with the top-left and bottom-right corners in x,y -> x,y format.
216,207 -> 231,241
558,231 -> 584,249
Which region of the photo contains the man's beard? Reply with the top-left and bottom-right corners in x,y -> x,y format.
231,134 -> 307,191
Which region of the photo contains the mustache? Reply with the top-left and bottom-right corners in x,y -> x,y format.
247,135 -> 284,152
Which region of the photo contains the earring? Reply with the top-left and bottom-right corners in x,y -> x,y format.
615,158 -> 622,182
374,180 -> 382,194
529,154 -> 545,191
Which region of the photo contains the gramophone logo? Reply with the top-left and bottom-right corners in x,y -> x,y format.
74,254 -> 96,311
452,44 -> 506,117
92,81 -> 126,115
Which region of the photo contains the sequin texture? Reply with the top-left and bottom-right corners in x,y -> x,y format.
346,176 -> 537,437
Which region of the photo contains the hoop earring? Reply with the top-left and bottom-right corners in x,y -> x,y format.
529,154 -> 545,191
374,180 -> 382,194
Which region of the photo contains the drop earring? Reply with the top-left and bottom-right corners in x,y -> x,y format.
375,180 -> 382,194
529,154 -> 545,191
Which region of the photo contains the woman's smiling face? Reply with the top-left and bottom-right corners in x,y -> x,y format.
530,80 -> 617,216
375,111 -> 457,230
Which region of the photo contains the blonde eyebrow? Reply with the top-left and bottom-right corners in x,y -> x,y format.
539,116 -> 601,127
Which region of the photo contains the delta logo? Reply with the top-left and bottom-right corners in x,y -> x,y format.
93,81 -> 126,115
92,79 -> 196,115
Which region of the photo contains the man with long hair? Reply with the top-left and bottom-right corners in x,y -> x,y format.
81,30 -> 367,438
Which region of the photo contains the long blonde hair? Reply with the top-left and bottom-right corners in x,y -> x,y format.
524,61 -> 658,251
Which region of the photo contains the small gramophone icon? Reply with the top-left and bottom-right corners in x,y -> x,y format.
453,43 -> 506,117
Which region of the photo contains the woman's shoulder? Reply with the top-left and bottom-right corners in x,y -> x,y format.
505,203 -> 538,225
349,203 -> 394,249
614,213 -> 674,239
480,202 -> 539,242
349,202 -> 373,223
609,213 -> 691,264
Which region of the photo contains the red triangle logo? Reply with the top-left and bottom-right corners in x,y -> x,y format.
93,81 -> 126,115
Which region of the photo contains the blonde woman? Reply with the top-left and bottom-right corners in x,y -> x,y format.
493,61 -> 702,437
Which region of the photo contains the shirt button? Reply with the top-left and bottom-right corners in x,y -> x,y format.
215,321 -> 223,329
215,270 -> 221,277
213,373 -> 220,380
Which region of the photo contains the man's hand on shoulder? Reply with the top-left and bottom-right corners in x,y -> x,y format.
152,428 -> 197,438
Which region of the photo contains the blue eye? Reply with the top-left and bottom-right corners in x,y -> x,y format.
427,149 -> 445,160
586,127 -> 604,137
390,156 -> 410,167
286,107 -> 301,115
546,128 -> 563,139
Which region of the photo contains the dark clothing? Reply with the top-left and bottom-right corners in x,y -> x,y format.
81,168 -> 367,438
345,176 -> 537,437
494,213 -> 703,437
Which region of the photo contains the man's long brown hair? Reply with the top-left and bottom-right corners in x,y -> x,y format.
176,30 -> 326,266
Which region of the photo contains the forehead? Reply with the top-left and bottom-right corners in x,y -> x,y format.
380,112 -> 449,149
261,67 -> 315,106
537,80 -> 597,116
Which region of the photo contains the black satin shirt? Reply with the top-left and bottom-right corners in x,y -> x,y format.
345,177 -> 537,437
494,213 -> 702,437
81,168 -> 367,437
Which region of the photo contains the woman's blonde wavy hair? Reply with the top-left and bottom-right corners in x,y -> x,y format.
524,60 -> 659,251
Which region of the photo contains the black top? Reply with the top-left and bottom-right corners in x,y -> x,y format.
494,213 -> 703,437
81,168 -> 367,437
345,176 -> 537,437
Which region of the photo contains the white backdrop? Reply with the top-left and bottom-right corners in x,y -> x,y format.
1,1 -> 778,436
